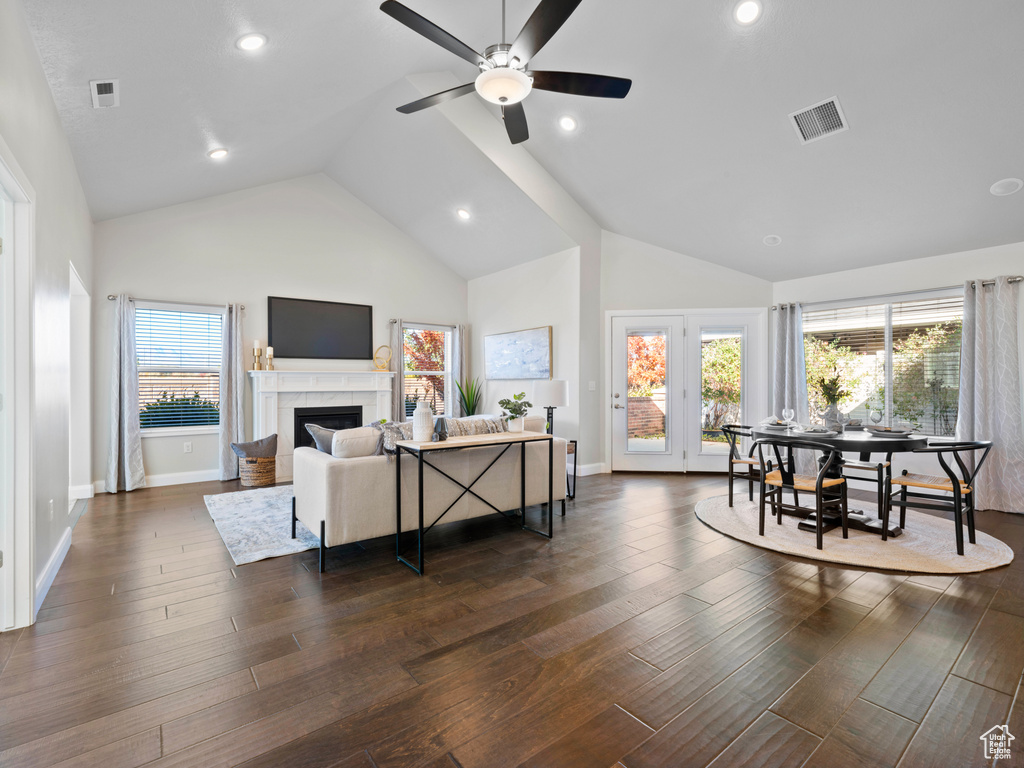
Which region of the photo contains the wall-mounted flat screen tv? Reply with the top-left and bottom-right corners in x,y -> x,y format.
267,296 -> 373,360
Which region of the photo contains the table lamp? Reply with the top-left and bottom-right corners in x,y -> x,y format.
532,379 -> 569,435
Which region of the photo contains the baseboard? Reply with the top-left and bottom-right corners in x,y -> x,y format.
578,462 -> 608,476
91,469 -> 221,493
145,469 -> 221,488
35,526 -> 72,618
69,484 -> 94,501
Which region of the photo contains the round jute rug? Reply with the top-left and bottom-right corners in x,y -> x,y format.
695,495 -> 1013,574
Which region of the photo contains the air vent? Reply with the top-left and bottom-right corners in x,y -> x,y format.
790,97 -> 847,144
90,79 -> 120,109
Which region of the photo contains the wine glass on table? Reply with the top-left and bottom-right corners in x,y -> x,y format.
870,409 -> 883,429
782,408 -> 795,427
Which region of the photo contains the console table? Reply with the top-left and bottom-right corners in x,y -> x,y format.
394,431 -> 556,575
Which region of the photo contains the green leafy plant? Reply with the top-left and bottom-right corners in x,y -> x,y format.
139,391 -> 219,428
498,391 -> 532,421
815,367 -> 851,405
455,377 -> 483,416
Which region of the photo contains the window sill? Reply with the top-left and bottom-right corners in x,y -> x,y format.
141,426 -> 219,438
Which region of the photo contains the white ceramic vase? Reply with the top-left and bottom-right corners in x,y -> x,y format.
412,401 -> 434,442
507,417 -> 525,433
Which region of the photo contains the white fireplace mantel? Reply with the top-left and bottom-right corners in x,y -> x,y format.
248,370 -> 394,481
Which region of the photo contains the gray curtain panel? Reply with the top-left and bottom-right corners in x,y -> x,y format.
956,277 -> 1024,512
773,303 -> 809,424
390,318 -> 403,422
106,294 -> 145,492
452,324 -> 465,416
218,304 -> 246,481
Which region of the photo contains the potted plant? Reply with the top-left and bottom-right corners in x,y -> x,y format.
815,367 -> 851,430
455,377 -> 482,417
498,391 -> 532,433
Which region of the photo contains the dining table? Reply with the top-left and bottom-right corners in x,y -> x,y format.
749,425 -> 929,538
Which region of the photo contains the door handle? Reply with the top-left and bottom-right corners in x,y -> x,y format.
613,404 -> 624,409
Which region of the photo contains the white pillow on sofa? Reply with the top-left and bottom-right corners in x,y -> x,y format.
331,426 -> 380,458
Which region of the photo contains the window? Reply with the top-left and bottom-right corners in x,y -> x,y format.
136,304 -> 224,430
803,293 -> 963,436
402,323 -> 453,419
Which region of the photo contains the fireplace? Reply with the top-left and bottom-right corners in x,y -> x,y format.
294,406 -> 362,451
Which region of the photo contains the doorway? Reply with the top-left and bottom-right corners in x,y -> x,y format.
608,309 -> 768,473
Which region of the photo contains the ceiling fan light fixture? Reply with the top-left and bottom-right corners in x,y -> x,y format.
475,67 -> 532,105
559,115 -> 577,131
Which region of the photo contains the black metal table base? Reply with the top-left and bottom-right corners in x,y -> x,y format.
396,435 -> 555,575
792,506 -> 902,538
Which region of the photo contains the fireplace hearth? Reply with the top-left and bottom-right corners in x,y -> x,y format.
294,406 -> 362,451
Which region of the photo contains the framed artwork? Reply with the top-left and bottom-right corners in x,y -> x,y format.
484,326 -> 552,380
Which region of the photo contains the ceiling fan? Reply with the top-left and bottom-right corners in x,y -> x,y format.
380,0 -> 632,144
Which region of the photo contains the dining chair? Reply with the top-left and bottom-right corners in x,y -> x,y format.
754,437 -> 848,550
887,440 -> 992,556
722,424 -> 759,506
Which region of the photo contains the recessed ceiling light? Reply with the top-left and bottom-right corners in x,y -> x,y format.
990,178 -> 1023,197
208,148 -> 228,159
734,0 -> 762,24
558,116 -> 577,132
763,235 -> 782,247
236,34 -> 267,51
456,208 -> 471,220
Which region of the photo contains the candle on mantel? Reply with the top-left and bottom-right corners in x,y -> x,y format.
253,341 -> 261,355
266,346 -> 273,357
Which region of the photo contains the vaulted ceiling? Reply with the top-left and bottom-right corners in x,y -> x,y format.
23,0 -> 1024,281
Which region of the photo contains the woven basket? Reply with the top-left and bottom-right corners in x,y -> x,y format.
239,456 -> 276,487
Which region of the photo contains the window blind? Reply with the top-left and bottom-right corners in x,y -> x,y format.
136,308 -> 223,429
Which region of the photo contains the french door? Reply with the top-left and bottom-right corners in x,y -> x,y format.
609,310 -> 767,473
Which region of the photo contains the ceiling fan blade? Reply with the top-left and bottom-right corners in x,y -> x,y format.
508,0 -> 584,66
502,103 -> 530,144
530,70 -> 632,99
397,83 -> 477,114
380,1 -> 487,68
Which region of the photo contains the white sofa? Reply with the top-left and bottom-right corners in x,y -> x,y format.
293,416 -> 567,571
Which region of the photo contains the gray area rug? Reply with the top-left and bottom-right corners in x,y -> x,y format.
204,485 -> 319,566
695,495 -> 1013,573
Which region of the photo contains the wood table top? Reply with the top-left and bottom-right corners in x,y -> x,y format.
395,430 -> 553,453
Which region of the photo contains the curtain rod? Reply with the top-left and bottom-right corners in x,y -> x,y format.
771,276 -> 1022,310
108,294 -> 245,310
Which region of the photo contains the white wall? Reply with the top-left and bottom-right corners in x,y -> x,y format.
602,231 -> 773,311
69,270 -> 92,500
0,0 -> 94,625
468,248 -> 582,453
92,173 -> 468,486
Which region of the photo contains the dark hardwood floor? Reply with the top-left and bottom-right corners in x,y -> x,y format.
1,472 -> 1022,767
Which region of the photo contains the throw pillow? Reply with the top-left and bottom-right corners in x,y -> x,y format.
447,416 -> 509,437
230,434 -> 277,458
331,426 -> 380,458
304,423 -> 335,453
